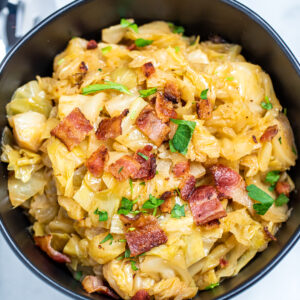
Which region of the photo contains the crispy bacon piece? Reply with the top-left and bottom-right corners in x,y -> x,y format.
173,161 -> 190,177
219,258 -> 228,268
210,164 -> 252,208
132,145 -> 156,180
79,61 -> 88,73
260,125 -> 278,142
119,213 -> 141,224
96,109 -> 129,140
34,235 -> 70,263
51,107 -> 93,151
132,290 -> 150,300
252,135 -> 258,143
82,275 -> 119,299
202,219 -> 220,229
179,174 -> 196,201
275,181 -> 291,196
154,92 -> 177,122
159,191 -> 176,213
124,214 -> 168,256
142,62 -> 155,78
127,43 -> 137,51
136,106 -> 170,146
108,155 -> 141,181
263,226 -> 277,241
196,99 -> 213,120
87,40 -> 98,50
86,145 -> 109,177
188,185 -> 227,225
163,81 -> 180,104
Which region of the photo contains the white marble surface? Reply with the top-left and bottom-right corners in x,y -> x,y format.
0,0 -> 299,299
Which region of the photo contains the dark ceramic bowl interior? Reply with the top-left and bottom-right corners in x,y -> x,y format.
0,0 -> 299,299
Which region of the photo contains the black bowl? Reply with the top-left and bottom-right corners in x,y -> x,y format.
0,0 -> 299,299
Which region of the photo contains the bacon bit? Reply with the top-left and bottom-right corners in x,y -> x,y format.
275,181 -> 291,196
188,185 -> 227,225
132,290 -> 150,300
202,219 -> 220,229
86,145 -> 109,177
34,235 -> 71,263
51,107 -> 93,151
260,125 -> 279,142
219,258 -> 228,268
210,164 -> 252,208
159,191 -> 176,213
173,161 -> 190,177
127,43 -> 137,51
119,213 -> 141,225
136,106 -> 170,146
124,214 -> 168,256
163,81 -> 181,104
86,40 -> 98,50
96,109 -> 129,140
263,226 -> 277,241
154,92 -> 177,122
79,61 -> 88,73
196,99 -> 213,120
252,135 -> 258,143
142,62 -> 155,78
108,155 -> 141,181
132,145 -> 157,180
82,275 -> 119,299
179,175 -> 196,201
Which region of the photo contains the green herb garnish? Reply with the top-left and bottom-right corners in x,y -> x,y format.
171,204 -> 185,219
135,38 -> 153,47
100,233 -> 113,244
261,96 -> 273,110
137,152 -> 149,160
101,46 -> 112,54
226,76 -> 234,81
128,227 -> 136,231
200,88 -> 209,100
142,194 -> 164,216
120,19 -> 139,33
283,108 -> 287,115
275,194 -> 289,206
118,166 -> 124,173
119,239 -> 127,243
118,197 -> 134,215
169,119 -> 196,155
292,146 -> 297,155
74,271 -> 82,281
57,58 -> 64,65
205,282 -> 220,290
175,46 -> 180,53
168,22 -> 185,34
125,248 -> 131,258
82,81 -> 131,95
98,68 -> 102,72
130,260 -> 139,271
265,171 -> 280,185
278,137 -> 282,144
140,181 -> 145,186
139,87 -> 157,97
246,184 -> 274,215
94,208 -> 108,221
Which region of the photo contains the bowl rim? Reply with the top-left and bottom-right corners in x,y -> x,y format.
0,0 -> 299,299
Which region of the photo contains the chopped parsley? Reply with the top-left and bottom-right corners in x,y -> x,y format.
140,181 -> 145,186
265,171 -> 280,185
171,204 -> 185,219
74,271 -> 82,281
98,68 -> 102,72
120,18 -> 139,33
169,119 -> 196,155
57,58 -> 64,65
246,184 -> 274,215
283,108 -> 287,115
100,233 -> 113,244
205,282 -> 220,290
137,152 -> 149,160
117,197 -> 135,215
261,96 -> 273,110
139,87 -> 157,97
135,38 -> 153,47
118,166 -> 124,173
226,76 -> 234,81
130,260 -> 139,271
275,193 -> 289,206
278,137 -> 282,144
175,46 -> 180,53
101,45 -> 112,54
200,88 -> 209,100
82,81 -> 131,95
125,248 -> 131,258
142,194 -> 164,216
94,208 -> 108,222
292,146 -> 297,155
128,227 -> 136,231
168,22 -> 185,34
119,239 -> 127,243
